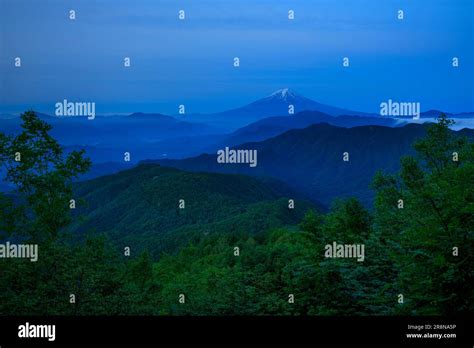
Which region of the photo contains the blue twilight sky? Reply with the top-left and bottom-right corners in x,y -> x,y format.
0,0 -> 473,115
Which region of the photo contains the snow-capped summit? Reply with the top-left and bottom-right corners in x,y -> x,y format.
268,88 -> 301,101
269,88 -> 300,101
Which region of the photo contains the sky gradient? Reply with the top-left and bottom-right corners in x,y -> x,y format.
1,0 -> 473,115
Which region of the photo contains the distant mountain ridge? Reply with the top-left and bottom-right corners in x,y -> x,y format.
1,92 -> 473,185
0,111 -> 220,163
218,110 -> 401,148
149,123 -> 474,207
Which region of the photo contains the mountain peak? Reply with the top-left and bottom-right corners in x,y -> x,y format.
269,88 -> 300,100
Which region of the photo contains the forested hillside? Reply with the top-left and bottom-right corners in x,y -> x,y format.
0,112 -> 472,316
71,164 -> 317,256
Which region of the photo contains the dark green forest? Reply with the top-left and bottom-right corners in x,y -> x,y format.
0,111 -> 472,315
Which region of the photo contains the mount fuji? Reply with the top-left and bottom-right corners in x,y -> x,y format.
187,88 -> 373,130
246,88 -> 371,117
